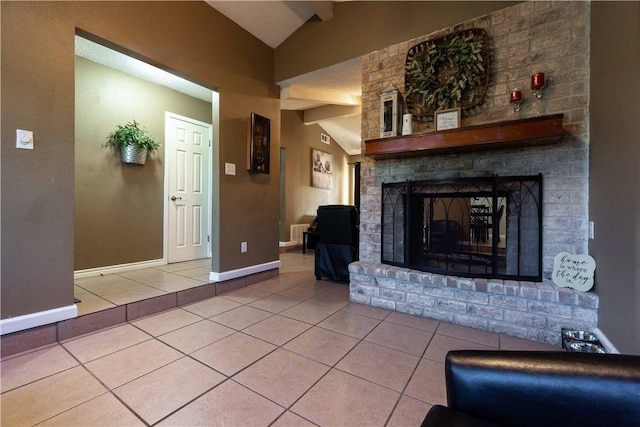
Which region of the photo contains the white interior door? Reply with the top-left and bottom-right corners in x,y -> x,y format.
166,113 -> 212,263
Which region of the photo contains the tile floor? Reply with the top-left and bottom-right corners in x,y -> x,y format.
1,252 -> 559,426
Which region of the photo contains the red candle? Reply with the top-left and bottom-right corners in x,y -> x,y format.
531,72 -> 545,90
510,90 -> 522,103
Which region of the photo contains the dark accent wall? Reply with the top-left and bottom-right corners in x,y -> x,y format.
590,2 -> 640,354
1,1 -> 279,319
75,57 -> 212,270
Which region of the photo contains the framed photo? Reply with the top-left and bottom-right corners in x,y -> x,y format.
435,107 -> 461,131
311,149 -> 333,189
248,113 -> 270,174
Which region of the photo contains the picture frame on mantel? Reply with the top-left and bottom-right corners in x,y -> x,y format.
435,107 -> 461,131
248,113 -> 270,174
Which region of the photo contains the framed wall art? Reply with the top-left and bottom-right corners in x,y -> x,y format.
435,107 -> 461,131
248,113 -> 270,174
311,149 -> 333,189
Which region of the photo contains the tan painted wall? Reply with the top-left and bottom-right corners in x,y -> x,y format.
281,111 -> 352,240
1,1 -> 279,318
590,2 -> 640,354
75,57 -> 212,270
275,1 -> 520,81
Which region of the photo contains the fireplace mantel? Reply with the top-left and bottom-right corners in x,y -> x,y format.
364,114 -> 565,160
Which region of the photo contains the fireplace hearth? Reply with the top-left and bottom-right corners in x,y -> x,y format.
382,175 -> 542,281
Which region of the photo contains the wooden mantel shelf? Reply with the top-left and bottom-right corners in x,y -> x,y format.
364,114 -> 565,160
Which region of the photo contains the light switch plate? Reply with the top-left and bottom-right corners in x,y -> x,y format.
16,129 -> 34,150
225,162 -> 236,175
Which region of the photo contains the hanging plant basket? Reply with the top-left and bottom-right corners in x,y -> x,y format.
106,120 -> 160,165
405,28 -> 490,122
120,145 -> 149,165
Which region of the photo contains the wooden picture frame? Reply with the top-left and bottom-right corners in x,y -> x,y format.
435,107 -> 461,131
248,113 -> 270,174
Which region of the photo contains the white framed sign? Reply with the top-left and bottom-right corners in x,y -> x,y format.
435,107 -> 461,131
552,252 -> 596,292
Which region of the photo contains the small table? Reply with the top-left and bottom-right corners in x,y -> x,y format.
302,230 -> 320,253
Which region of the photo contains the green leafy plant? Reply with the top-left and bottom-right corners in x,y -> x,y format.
107,120 -> 160,151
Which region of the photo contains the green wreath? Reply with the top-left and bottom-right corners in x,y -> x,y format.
405,30 -> 488,118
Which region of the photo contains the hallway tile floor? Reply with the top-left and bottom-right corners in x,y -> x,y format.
1,252 -> 559,426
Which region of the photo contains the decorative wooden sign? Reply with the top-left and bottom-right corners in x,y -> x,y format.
552,252 -> 596,292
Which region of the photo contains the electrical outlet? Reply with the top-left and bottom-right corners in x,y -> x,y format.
241,242 -> 247,253
225,162 -> 236,175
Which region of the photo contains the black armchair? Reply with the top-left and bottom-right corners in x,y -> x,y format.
314,205 -> 359,282
421,350 -> 640,427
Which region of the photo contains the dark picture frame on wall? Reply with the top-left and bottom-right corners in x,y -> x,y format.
311,148 -> 333,189
248,113 -> 270,174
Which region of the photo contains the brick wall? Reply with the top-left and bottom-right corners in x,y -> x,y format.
353,1 -> 594,345
360,1 -> 590,277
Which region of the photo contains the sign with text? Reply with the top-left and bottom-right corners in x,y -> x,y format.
552,252 -> 596,291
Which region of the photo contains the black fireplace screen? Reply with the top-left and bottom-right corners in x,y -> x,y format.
381,175 -> 542,281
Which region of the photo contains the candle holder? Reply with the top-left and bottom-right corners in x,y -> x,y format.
531,72 -> 546,100
510,89 -> 522,114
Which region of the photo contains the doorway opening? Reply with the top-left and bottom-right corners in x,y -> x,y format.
74,33 -> 218,276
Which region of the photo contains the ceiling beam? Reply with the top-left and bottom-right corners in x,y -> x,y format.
281,85 -> 360,106
304,105 -> 360,125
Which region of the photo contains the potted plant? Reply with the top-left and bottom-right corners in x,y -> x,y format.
107,120 -> 160,165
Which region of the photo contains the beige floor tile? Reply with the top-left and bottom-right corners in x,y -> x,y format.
365,321 -> 434,356
436,322 -> 500,347
118,268 -> 167,280
62,323 -> 151,363
158,379 -> 283,426
278,283 -> 331,300
79,278 -> 147,295
271,411 -> 317,427
39,393 -> 145,426
0,366 -> 107,427
250,277 -> 300,293
158,319 -> 235,354
306,290 -> 350,309
384,311 -> 441,332
280,301 -> 340,324
100,286 -> 167,305
0,344 -> 78,392
500,334 -> 561,351
234,348 -> 330,406
336,341 -> 420,392
85,339 -> 183,389
243,315 -> 311,346
388,395 -> 432,427
132,308 -> 203,336
317,310 -> 381,339
291,369 -> 399,427
341,302 -> 392,320
174,266 -> 211,277
248,293 -> 302,313
182,296 -> 241,318
184,257 -> 212,267
138,274 -> 207,292
74,288 -> 117,315
210,305 -> 273,330
154,262 -> 198,273
74,273 -> 129,288
191,332 -> 276,376
220,286 -> 272,304
423,333 -> 497,363
404,358 -> 447,406
284,326 -> 359,366
114,357 -> 225,425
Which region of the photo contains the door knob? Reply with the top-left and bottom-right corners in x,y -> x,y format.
171,195 -> 182,201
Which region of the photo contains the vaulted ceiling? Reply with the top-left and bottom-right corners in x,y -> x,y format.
206,1 -> 362,155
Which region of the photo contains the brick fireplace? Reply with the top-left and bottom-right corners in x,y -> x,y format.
351,1 -> 597,345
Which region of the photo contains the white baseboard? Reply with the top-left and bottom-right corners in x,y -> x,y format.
594,327 -> 620,354
279,241 -> 298,247
209,260 -> 281,282
74,258 -> 166,279
1,304 -> 78,336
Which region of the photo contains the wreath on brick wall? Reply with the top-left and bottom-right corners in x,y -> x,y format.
405,28 -> 490,122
